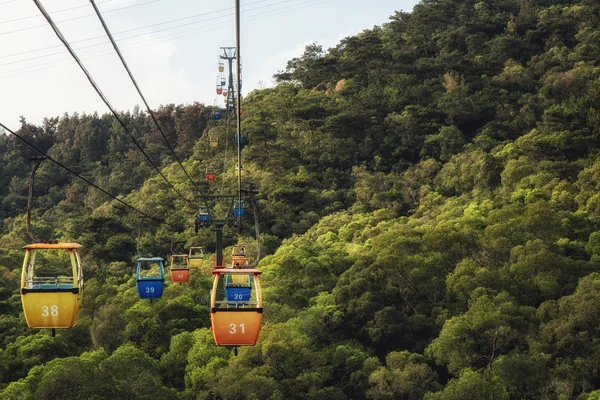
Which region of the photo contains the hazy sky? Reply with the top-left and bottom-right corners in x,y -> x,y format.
0,0 -> 418,126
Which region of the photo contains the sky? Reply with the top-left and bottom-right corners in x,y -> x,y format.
0,0 -> 419,126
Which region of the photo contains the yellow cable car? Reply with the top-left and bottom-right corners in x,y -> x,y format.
211,268 -> 262,346
209,135 -> 219,148
20,243 -> 83,329
188,246 -> 204,268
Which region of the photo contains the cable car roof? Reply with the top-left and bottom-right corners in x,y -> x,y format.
23,243 -> 82,249
137,257 -> 164,261
213,268 -> 262,275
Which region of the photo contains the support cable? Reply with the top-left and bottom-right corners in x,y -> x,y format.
26,156 -> 46,243
32,0 -> 196,207
0,121 -> 168,225
235,0 -> 243,229
89,0 -> 202,196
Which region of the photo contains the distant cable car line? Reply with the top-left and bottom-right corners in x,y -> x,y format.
0,122 -> 168,225
0,0 -> 163,35
0,0 -> 18,5
32,0 -> 197,208
89,0 -> 202,196
0,0 -> 116,24
0,0 -> 330,78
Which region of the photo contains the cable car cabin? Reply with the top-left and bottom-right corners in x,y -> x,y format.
233,199 -> 246,217
21,243 -> 84,329
223,89 -> 228,97
231,244 -> 248,266
209,136 -> 219,148
211,269 -> 262,346
195,206 -> 211,232
218,62 -> 224,72
170,255 -> 190,283
221,78 -> 226,86
225,269 -> 252,303
234,133 -> 249,149
136,257 -> 165,299
216,85 -> 223,95
188,246 -> 204,268
206,168 -> 216,181
213,110 -> 221,120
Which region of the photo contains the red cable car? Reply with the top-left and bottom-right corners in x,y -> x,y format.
217,85 -> 223,95
206,167 -> 216,181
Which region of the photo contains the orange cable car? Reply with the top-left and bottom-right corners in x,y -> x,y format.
20,243 -> 83,329
210,268 -> 262,346
170,254 -> 190,283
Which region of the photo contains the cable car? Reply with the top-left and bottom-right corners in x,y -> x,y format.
136,257 -> 165,300
170,254 -> 190,283
195,206 -> 211,232
210,268 -> 262,346
218,62 -> 224,73
209,135 -> 219,148
234,133 -> 249,149
216,85 -> 223,95
221,77 -> 226,86
233,199 -> 246,217
213,110 -> 221,120
223,89 -> 228,98
188,246 -> 204,268
20,243 -> 83,329
206,167 -> 216,181
231,244 -> 249,266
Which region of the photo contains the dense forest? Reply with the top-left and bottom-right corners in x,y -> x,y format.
3,0 -> 600,398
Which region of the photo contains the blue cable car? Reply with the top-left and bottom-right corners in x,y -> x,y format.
213,110 -> 221,120
221,77 -> 226,86
136,257 -> 165,300
195,206 -> 211,232
225,272 -> 252,304
233,199 -> 246,217
234,132 -> 249,149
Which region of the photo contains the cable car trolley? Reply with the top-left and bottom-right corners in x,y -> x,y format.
188,246 -> 204,268
211,268 -> 263,346
170,254 -> 190,283
21,243 -> 84,330
136,257 -> 165,299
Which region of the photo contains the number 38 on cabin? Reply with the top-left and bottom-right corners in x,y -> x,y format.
20,243 -> 84,329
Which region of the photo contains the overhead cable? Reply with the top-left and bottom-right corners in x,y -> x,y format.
89,0 -> 202,196
0,0 -> 331,78
32,0 -> 196,207
0,0 -> 282,57
0,121 -> 168,225
0,0 -> 115,24
0,0 -> 162,36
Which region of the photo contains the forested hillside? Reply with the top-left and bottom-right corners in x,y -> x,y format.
4,0 -> 600,398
